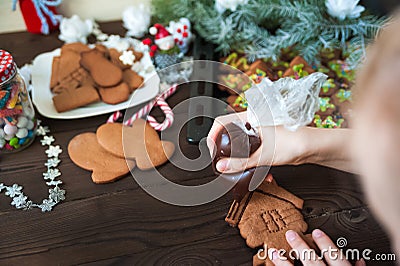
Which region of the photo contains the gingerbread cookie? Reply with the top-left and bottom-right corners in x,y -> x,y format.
52,68 -> 91,94
109,48 -> 132,70
123,69 -> 144,92
61,42 -> 91,54
245,60 -> 275,82
94,44 -> 110,57
52,85 -> 100,112
80,49 -> 123,87
96,120 -> 175,170
317,97 -> 336,116
68,132 -> 135,183
58,50 -> 82,82
226,175 -> 309,266
283,56 -> 314,78
226,95 -> 247,112
99,82 -> 131,105
220,53 -> 250,72
128,48 -> 144,62
50,56 -> 60,88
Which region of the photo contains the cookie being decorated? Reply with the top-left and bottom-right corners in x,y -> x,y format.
226,175 -> 311,266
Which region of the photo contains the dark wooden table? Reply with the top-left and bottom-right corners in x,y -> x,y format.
0,22 -> 394,266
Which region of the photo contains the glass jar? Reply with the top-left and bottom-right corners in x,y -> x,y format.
0,50 -> 37,152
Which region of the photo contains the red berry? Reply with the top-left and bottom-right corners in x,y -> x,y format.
149,51 -> 155,57
174,38 -> 179,43
177,28 -> 182,33
143,38 -> 152,45
182,32 -> 188,38
179,41 -> 183,45
183,25 -> 188,30
150,45 -> 158,52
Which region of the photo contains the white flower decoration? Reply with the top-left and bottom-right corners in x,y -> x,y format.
123,4 -> 151,38
39,199 -> 56,212
46,145 -> 62,158
43,169 -> 61,180
5,184 -> 22,197
11,194 -> 27,209
215,0 -> 248,13
102,35 -> 130,52
41,136 -> 55,146
36,126 -> 50,136
49,187 -> 66,203
59,15 -> 94,44
0,125 -> 65,212
326,0 -> 365,20
45,158 -> 61,168
119,50 -> 136,66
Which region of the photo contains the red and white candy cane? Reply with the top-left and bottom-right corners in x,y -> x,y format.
107,84 -> 178,131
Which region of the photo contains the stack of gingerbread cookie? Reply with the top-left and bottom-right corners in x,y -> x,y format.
50,42 -> 144,112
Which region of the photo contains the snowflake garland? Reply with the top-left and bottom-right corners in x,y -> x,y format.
0,122 -> 66,212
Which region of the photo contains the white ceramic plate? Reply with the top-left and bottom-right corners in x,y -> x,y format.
31,48 -> 159,119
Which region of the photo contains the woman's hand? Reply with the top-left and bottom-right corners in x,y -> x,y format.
270,229 -> 365,266
207,112 -> 310,173
207,112 -> 355,173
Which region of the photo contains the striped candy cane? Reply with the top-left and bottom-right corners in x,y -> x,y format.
107,110 -> 122,123
107,84 -> 178,131
145,97 -> 174,131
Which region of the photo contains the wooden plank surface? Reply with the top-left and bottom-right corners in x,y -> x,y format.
0,21 -> 395,265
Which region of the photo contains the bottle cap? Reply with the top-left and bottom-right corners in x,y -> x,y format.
0,50 -> 17,84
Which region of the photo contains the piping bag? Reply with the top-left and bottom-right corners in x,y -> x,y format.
212,73 -> 327,201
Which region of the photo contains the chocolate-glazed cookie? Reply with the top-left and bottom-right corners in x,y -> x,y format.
213,121 -> 269,201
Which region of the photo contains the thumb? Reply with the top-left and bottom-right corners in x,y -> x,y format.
355,259 -> 366,266
216,157 -> 257,173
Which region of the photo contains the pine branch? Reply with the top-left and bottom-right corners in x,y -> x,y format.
152,0 -> 387,68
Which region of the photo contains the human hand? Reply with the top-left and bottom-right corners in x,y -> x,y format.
207,112 -> 310,173
270,229 -> 366,266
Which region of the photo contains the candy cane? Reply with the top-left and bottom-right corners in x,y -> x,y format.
106,84 -> 177,131
107,110 -> 122,123
144,97 -> 174,131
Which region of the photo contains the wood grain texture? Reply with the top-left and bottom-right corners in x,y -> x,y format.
0,21 -> 395,265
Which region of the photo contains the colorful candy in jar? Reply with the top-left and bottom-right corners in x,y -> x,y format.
0,50 -> 37,152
